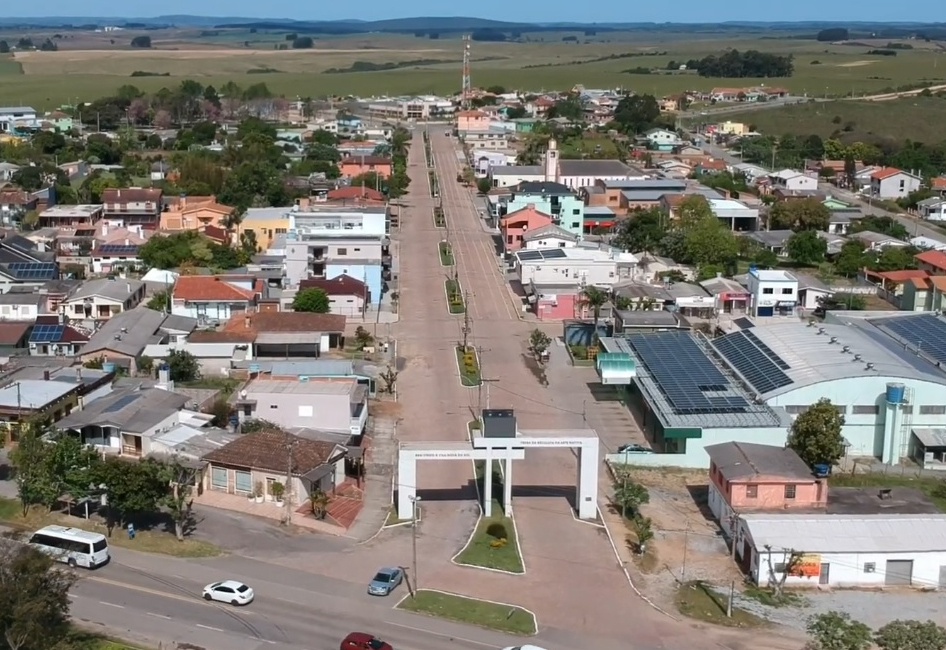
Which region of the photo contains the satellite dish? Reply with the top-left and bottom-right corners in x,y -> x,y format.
240,389 -> 247,399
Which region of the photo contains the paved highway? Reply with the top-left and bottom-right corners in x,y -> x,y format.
66,546 -> 600,650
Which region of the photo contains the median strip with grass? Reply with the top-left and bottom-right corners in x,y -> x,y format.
439,240 -> 454,266
455,345 -> 481,386
433,206 -> 446,228
398,589 -> 536,635
429,171 -> 439,197
445,278 -> 465,314
0,496 -> 221,558
454,507 -> 524,574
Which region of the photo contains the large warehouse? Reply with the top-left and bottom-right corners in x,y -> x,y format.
600,312 -> 946,468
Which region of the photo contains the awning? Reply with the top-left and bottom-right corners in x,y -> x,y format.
596,353 -> 636,385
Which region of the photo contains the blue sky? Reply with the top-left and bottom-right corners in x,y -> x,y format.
2,0 -> 935,22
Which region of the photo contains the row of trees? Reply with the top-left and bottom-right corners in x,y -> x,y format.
10,423 -> 199,540
808,611 -> 946,650
688,49 -> 794,78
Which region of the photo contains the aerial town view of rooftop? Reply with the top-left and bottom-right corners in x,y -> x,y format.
2,0 -> 946,649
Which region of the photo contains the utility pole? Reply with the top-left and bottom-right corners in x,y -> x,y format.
461,292 -> 472,351
410,495 -> 421,591
282,432 -> 297,526
681,519 -> 691,582
480,377 -> 500,413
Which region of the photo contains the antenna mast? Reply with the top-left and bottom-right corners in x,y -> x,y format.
461,35 -> 472,109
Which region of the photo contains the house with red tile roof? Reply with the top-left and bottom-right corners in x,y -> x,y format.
916,249 -> 946,275
171,275 -> 259,324
870,167 -> 922,199
338,156 -> 393,180
101,187 -> 163,227
299,274 -> 369,317
220,311 -> 347,357
931,176 -> 946,195
326,186 -> 385,203
499,204 -> 554,253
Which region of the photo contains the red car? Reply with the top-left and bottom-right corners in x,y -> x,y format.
340,632 -> 393,650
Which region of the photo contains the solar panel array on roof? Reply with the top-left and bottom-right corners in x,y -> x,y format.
29,324 -> 64,343
713,331 -> 793,395
873,314 -> 946,364
517,248 -> 570,262
96,244 -> 139,255
5,262 -> 57,280
626,331 -> 750,415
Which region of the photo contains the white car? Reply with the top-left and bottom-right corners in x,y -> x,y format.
202,580 -> 254,606
503,646 -> 549,650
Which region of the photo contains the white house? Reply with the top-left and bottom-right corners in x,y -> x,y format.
171,275 -> 257,324
521,224 -> 580,250
61,278 -> 146,321
0,293 -> 46,321
918,198 -> 946,222
746,267 -> 798,317
737,514 -> 946,589
514,247 -> 638,288
643,128 -> 681,148
489,139 -> 644,189
871,167 -> 922,199
0,106 -> 38,133
769,169 -> 818,193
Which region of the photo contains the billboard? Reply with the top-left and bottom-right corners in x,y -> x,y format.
790,554 -> 822,578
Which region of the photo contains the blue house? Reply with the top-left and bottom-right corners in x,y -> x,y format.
496,181 -> 585,238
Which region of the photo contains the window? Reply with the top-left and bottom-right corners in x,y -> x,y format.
234,470 -> 252,493
834,405 -> 847,415
211,467 -> 227,489
269,404 -> 278,409
275,228 -> 287,234
784,484 -> 796,499
337,248 -> 347,255
781,288 -> 793,294
864,562 -> 876,573
899,180 -> 905,189
353,247 -> 361,252
852,405 -> 879,415
762,287 -> 774,295
921,405 -> 946,415
572,208 -> 580,215
746,484 -> 758,498
785,405 -> 807,414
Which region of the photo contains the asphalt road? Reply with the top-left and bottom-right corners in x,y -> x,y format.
70,549 -> 540,650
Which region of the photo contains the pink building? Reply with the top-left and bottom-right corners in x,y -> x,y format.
705,441 -> 826,532
456,109 -> 490,132
531,290 -> 580,320
499,204 -> 553,253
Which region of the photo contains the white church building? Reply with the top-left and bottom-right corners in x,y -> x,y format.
488,139 -> 647,189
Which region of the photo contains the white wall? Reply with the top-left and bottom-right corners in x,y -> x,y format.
0,303 -> 39,321
523,237 -> 576,250
517,260 -> 619,286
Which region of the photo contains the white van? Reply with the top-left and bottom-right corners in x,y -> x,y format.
29,525 -> 110,569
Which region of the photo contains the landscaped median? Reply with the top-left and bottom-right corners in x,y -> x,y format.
397,589 -> 536,635
444,278 -> 465,314
433,206 -> 446,228
454,345 -> 481,386
429,171 -> 439,197
439,240 -> 454,266
453,502 -> 524,574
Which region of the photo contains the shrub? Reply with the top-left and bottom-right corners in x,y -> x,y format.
486,522 -> 508,540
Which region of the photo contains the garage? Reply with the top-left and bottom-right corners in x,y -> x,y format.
738,514 -> 946,589
884,560 -> 914,586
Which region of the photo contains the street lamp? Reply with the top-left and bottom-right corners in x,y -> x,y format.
622,448 -> 630,520
410,495 -> 422,592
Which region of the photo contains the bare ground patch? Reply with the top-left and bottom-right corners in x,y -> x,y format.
835,60 -> 875,67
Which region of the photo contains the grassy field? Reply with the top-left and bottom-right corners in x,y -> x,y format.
719,96 -> 946,142
676,580 -> 768,628
398,589 -> 537,635
1,32 -> 944,108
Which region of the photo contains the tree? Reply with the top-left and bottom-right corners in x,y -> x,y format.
0,40 -> 8,54
528,328 -> 552,363
379,365 -> 398,395
579,286 -> 609,322
45,433 -> 100,512
160,457 -> 198,541
91,457 -> 168,533
613,207 -> 667,253
291,36 -> 314,49
786,230 -> 827,265
786,398 -> 846,469
477,177 -> 492,194
613,478 -> 650,517
763,546 -> 804,598
0,539 -> 77,650
682,215 -> 738,268
292,287 -> 330,313
354,326 -> 374,349
8,422 -> 56,515
167,349 -> 200,382
768,198 -> 830,231
613,93 -> 660,134
147,290 -> 169,312
130,35 -> 152,48
807,611 -> 872,650
547,95 -> 584,121
834,240 -> 869,277
632,515 -> 654,554
876,620 -> 946,650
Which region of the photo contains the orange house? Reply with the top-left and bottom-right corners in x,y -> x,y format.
499,204 -> 553,253
160,195 -> 235,235
705,441 -> 826,529
456,109 -> 490,132
338,156 -> 393,180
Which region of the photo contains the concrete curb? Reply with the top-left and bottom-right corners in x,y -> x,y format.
394,588 -> 538,636
452,344 -> 481,389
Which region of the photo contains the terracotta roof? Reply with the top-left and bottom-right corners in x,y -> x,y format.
0,322 -> 30,345
102,187 -> 162,203
711,87 -> 746,95
877,269 -> 930,282
870,167 -> 904,181
202,225 -> 229,243
173,276 -> 255,302
187,330 -> 257,343
183,201 -> 233,215
916,249 -> 946,270
661,193 -> 687,208
931,177 -> 946,191
908,277 -> 930,290
929,276 -> 946,292
0,190 -> 30,205
339,156 -> 392,167
698,159 -> 727,170
327,186 -> 385,201
299,274 -> 368,298
534,97 -> 555,107
201,430 -> 343,474
458,110 -> 488,117
500,204 -> 554,227
222,311 -> 346,334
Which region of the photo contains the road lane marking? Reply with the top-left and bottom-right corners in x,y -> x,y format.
383,621 -> 496,648
99,601 -> 124,609
253,639 -> 276,645
196,624 -> 224,632
147,613 -> 171,619
82,577 -> 258,615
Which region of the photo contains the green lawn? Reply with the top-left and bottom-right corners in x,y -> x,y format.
433,207 -> 446,228
398,590 -> 536,635
454,511 -> 524,574
829,472 -> 946,512
445,279 -> 465,314
455,345 -> 481,386
675,581 -> 768,628
439,241 -> 454,267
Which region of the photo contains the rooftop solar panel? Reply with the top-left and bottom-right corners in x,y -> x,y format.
517,251 -> 542,261
873,315 -> 946,364
5,262 -> 57,280
713,331 -> 793,395
626,331 -> 750,415
97,244 -> 140,255
540,248 -> 568,259
29,324 -> 64,343
742,329 -> 791,371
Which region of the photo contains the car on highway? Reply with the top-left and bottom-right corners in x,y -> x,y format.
502,645 -> 549,650
367,567 -> 403,596
341,632 -> 392,650
202,580 -> 254,606
617,443 -> 652,454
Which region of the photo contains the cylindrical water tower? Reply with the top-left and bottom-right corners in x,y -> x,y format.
884,382 -> 906,464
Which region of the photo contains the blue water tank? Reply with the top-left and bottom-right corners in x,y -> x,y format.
813,463 -> 831,478
102,362 -> 116,373
886,382 -> 906,404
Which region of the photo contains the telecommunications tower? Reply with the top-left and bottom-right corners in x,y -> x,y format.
461,35 -> 472,109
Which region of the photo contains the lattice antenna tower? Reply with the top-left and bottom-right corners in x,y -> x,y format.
461,35 -> 472,109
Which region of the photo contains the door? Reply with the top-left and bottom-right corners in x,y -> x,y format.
758,306 -> 774,317
885,560 -> 914,586
818,563 -> 830,585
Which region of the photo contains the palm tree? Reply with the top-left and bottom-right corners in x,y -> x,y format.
579,286 -> 609,323
309,489 -> 330,520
